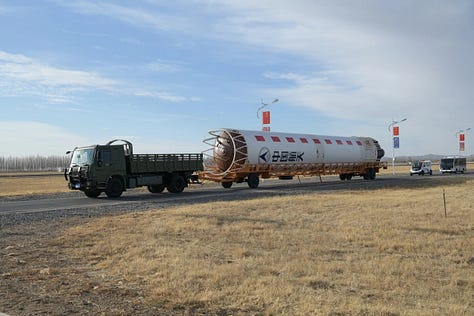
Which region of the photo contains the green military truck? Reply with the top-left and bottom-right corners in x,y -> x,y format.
65,139 -> 203,198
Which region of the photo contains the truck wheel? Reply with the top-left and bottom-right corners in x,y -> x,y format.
222,182 -> 233,189
364,168 -> 376,180
363,169 -> 370,180
339,174 -> 347,181
370,168 -> 376,180
429,170 -> 432,175
167,174 -> 186,193
247,173 -> 259,189
346,174 -> 353,180
148,184 -> 165,193
84,189 -> 101,198
420,170 -> 424,176
105,178 -> 123,198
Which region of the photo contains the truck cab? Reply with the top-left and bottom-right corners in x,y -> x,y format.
65,141 -> 130,198
410,160 -> 432,176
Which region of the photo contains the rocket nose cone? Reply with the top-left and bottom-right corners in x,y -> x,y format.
214,134 -> 234,172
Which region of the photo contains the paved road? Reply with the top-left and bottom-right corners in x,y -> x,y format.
1,172 -> 472,216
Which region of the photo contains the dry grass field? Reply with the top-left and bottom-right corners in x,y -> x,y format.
56,178 -> 474,315
0,173 -> 68,196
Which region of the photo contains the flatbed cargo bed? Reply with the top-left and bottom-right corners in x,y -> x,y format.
129,153 -> 204,174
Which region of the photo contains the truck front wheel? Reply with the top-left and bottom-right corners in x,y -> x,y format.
106,178 -> 123,198
84,189 -> 101,198
167,174 -> 186,193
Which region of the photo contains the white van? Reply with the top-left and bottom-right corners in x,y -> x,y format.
410,160 -> 432,176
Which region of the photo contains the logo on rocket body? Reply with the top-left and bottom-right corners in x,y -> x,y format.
259,147 -> 270,164
259,147 -> 304,163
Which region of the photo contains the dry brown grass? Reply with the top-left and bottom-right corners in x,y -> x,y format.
0,174 -> 68,196
59,178 -> 474,315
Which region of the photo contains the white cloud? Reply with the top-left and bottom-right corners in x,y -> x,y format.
55,0 -> 192,32
132,90 -> 191,102
0,50 -> 196,104
0,51 -> 116,88
57,1 -> 474,124
0,5 -> 9,14
202,1 -> 474,154
17,1 -> 474,154
0,50 -> 117,102
146,60 -> 186,73
0,121 -> 90,156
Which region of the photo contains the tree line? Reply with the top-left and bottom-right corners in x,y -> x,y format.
0,155 -> 70,172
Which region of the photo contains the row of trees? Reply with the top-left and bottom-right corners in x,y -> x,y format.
0,155 -> 70,172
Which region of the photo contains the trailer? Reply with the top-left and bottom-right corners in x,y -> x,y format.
65,139 -> 203,198
200,128 -> 387,189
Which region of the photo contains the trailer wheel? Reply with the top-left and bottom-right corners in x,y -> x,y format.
222,182 -> 233,189
105,178 -> 123,198
363,171 -> 370,180
148,184 -> 165,193
84,189 -> 101,198
167,174 -> 186,193
370,168 -> 376,180
346,174 -> 353,180
247,173 -> 259,189
339,174 -> 347,181
364,168 -> 376,180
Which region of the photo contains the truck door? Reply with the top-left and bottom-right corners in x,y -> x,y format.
95,146 -> 127,184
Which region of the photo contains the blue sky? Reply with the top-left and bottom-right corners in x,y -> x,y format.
1,0 -> 473,157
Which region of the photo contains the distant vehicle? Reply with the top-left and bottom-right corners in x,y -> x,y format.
439,157 -> 467,174
410,160 -> 432,176
65,139 -> 203,198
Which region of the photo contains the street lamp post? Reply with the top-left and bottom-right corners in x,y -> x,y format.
257,98 -> 279,131
455,127 -> 471,155
388,118 -> 407,175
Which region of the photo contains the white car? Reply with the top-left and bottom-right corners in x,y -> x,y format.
410,160 -> 432,176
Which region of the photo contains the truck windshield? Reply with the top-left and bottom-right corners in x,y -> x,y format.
440,159 -> 453,169
70,148 -> 95,166
412,161 -> 422,169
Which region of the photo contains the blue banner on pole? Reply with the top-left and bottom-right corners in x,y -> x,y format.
393,136 -> 399,149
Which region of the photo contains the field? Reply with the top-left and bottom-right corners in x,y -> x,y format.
1,172 -> 473,315
0,173 -> 67,197
59,179 -> 474,315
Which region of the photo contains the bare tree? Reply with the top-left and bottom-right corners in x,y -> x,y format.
0,155 -> 70,172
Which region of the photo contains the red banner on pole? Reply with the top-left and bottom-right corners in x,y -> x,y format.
459,133 -> 465,142
460,142 -> 465,152
393,126 -> 399,136
262,111 -> 270,125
